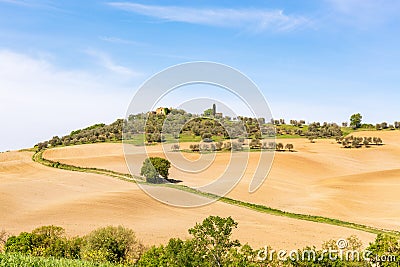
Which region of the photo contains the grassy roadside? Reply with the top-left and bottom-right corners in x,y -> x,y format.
32,150 -> 144,183
32,149 -> 400,238
167,184 -> 400,237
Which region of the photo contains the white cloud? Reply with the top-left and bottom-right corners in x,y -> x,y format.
0,50 -> 138,151
99,36 -> 144,46
85,49 -> 141,77
108,2 -> 310,32
0,0 -> 61,10
325,0 -> 400,27
0,0 -> 31,6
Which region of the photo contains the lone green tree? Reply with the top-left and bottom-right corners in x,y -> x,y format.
188,216 -> 240,266
140,157 -> 171,183
350,113 -> 362,129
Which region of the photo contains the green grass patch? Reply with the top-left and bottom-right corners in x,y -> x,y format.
123,133 -> 226,146
123,134 -> 146,146
341,126 -> 379,136
32,150 -> 144,184
275,134 -> 305,139
0,253 -> 124,267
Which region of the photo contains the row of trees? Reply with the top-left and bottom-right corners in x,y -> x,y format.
336,136 -> 383,148
36,120 -> 123,151
184,140 -> 295,152
2,217 -> 399,266
348,113 -> 400,131
307,122 -> 343,138
376,121 -> 400,130
277,122 -> 343,139
271,118 -> 306,126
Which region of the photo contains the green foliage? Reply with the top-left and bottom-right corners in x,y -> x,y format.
81,226 -> 144,265
70,124 -> 106,136
5,226 -> 78,259
0,253 -> 123,267
306,122 -> 342,138
338,136 -> 383,149
30,226 -> 67,258
5,232 -> 35,254
140,158 -> 158,182
231,141 -> 243,151
285,143 -> 294,151
137,216 -> 244,266
249,139 -> 261,149
367,234 -> 400,267
3,226 -> 144,266
188,216 -> 241,266
350,113 -> 362,129
137,238 -> 199,267
140,157 -> 171,183
276,142 -> 284,150
36,120 -> 123,150
2,221 -> 400,267
201,132 -> 212,140
203,108 -> 214,117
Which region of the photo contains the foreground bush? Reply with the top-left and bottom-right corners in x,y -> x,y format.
0,253 -> 123,267
5,225 -> 81,259
81,226 -> 144,265
2,219 -> 400,266
137,216 -> 247,267
4,225 -> 144,265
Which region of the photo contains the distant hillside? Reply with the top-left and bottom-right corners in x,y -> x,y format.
35,109 -> 400,151
36,119 -> 123,150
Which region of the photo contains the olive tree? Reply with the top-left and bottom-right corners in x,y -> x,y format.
140,157 -> 171,183
285,143 -> 294,152
275,143 -> 284,151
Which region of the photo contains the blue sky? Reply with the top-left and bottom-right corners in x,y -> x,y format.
1,0 -> 400,151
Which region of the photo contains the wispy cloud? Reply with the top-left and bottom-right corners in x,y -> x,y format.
0,0 -> 29,5
108,2 -> 310,32
325,0 -> 400,27
0,49 -> 138,151
0,0 -> 57,9
85,49 -> 141,77
99,36 -> 145,46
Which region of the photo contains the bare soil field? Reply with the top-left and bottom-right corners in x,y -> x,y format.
43,130 -> 400,231
0,150 -> 376,250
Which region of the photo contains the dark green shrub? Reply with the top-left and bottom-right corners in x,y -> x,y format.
5,226 -> 72,258
30,225 -> 68,258
140,157 -> 171,183
81,226 -> 144,264
5,232 -> 35,254
65,236 -> 84,259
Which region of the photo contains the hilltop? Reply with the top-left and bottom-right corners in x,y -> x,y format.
34,109 -> 400,150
